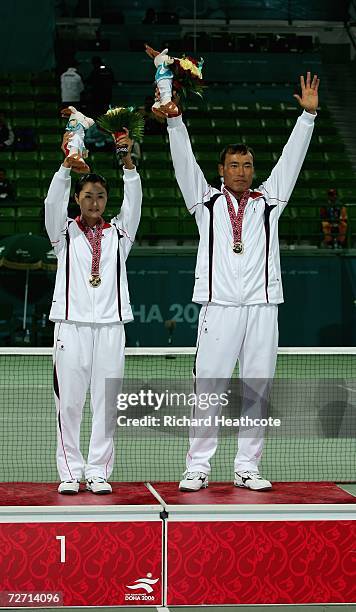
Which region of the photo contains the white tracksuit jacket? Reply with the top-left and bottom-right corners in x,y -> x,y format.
167,111 -> 316,306
45,165 -> 142,323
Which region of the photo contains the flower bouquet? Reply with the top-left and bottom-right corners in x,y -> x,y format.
96,106 -> 145,156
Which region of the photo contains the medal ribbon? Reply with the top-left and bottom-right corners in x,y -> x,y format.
77,216 -> 104,278
223,187 -> 250,248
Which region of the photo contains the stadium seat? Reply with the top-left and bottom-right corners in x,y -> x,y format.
14,152 -> 39,168
38,134 -> 62,148
0,152 -> 13,167
152,207 -> 180,236
237,118 -> 262,133
338,188 -> 356,202
12,101 -> 35,114
186,117 -> 212,131
16,207 -> 43,233
211,118 -> 238,133
17,187 -> 42,200
0,207 -> 16,236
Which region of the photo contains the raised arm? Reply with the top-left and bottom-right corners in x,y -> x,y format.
167,114 -> 210,217
261,72 -> 319,215
44,137 -> 73,253
111,129 -> 142,258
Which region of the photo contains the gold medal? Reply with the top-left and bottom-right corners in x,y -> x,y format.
233,241 -> 244,254
89,275 -> 101,288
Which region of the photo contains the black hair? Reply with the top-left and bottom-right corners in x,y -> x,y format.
219,143 -> 255,166
74,173 -> 109,197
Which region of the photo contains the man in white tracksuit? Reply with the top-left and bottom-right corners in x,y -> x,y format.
167,73 -> 319,491
45,130 -> 142,494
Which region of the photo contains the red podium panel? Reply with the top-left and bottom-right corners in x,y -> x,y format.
0,483 -> 163,607
167,519 -> 356,605
149,482 -> 356,606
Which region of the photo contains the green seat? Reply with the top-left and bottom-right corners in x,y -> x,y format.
14,117 -> 37,129
17,206 -> 42,217
0,207 -> 15,218
262,118 -> 288,133
338,188 -> 356,201
13,152 -> 39,167
299,206 -> 319,218
143,135 -> 167,151
10,83 -> 34,96
142,151 -> 169,163
267,135 -> 286,146
35,101 -> 58,117
192,135 -> 219,146
39,151 -> 63,163
0,101 -> 12,113
15,199 -> 40,208
348,205 -> 356,219
12,101 -> 35,113
330,170 -> 356,182
297,219 -> 322,245
293,188 -> 312,201
0,207 -> 16,235
305,170 -> 331,184
39,134 -> 62,148
100,169 -> 118,181
152,207 -> 180,236
186,117 -> 212,131
318,135 -> 344,147
16,219 -> 42,234
149,187 -> 177,200
15,169 -> 40,180
311,188 -> 329,201
37,117 -> 61,128
0,151 -> 13,167
196,151 -> 219,163
257,103 -> 282,116
237,118 -> 262,132
146,169 -> 173,182
245,135 -> 268,147
17,187 -> 42,200
211,118 -> 237,132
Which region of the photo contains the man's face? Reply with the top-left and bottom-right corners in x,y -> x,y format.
75,182 -> 107,226
219,151 -> 254,196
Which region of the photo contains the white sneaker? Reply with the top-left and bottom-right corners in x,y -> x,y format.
234,470 -> 272,491
58,479 -> 80,495
86,477 -> 112,494
179,471 -> 208,492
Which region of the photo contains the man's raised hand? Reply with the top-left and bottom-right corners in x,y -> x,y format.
293,72 -> 320,114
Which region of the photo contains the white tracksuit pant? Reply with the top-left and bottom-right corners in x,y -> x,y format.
53,321 -> 125,481
187,303 -> 278,474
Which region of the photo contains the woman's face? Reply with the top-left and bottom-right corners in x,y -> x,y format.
75,182 -> 107,226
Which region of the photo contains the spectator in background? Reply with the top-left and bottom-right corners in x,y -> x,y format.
320,188 -> 347,249
0,112 -> 14,150
87,56 -> 115,117
0,168 -> 16,202
142,7 -> 157,24
60,65 -> 84,108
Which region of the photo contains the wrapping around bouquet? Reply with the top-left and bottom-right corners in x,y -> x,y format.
96,107 -> 145,142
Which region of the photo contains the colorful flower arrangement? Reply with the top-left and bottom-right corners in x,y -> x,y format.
171,56 -> 205,99
96,106 -> 145,141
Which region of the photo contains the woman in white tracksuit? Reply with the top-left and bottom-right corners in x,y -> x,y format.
167,73 -> 319,491
45,132 -> 142,494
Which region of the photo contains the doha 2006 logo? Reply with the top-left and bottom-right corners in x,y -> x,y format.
125,573 -> 159,601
